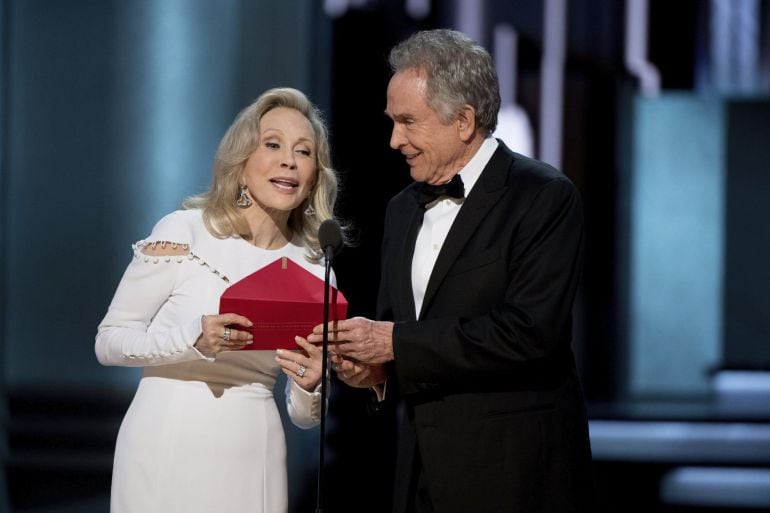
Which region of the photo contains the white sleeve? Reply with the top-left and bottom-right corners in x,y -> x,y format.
285,377 -> 322,430
95,213 -> 213,367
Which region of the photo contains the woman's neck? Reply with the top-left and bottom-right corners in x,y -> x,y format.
242,206 -> 292,249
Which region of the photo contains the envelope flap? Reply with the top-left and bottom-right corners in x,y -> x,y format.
218,256 -> 348,350
221,256 -> 346,306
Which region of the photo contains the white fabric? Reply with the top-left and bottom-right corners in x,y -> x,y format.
411,137 -> 498,316
96,209 -> 327,513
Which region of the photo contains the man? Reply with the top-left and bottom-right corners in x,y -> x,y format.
309,29 -> 594,513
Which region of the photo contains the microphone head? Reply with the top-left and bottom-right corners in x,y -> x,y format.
318,219 -> 343,257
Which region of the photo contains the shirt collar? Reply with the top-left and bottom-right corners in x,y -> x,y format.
458,136 -> 498,197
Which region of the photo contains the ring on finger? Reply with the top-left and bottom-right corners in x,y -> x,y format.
296,364 -> 307,378
222,326 -> 231,342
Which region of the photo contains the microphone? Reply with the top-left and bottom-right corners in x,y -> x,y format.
318,219 -> 343,261
315,218 -> 342,513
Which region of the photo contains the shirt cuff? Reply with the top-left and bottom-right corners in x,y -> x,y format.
371,380 -> 387,402
287,377 -> 322,429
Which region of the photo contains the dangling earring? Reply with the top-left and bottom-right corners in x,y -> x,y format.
236,184 -> 252,208
303,202 -> 316,217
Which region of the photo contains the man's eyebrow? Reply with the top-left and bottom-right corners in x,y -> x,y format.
385,111 -> 411,122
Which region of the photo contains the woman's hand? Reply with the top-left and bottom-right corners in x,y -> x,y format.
276,336 -> 323,392
195,314 -> 253,358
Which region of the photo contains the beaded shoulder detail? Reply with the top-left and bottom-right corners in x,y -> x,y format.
132,240 -> 230,283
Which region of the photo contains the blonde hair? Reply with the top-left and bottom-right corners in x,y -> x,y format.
183,87 -> 339,261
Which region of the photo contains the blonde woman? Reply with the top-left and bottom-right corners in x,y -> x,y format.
96,88 -> 342,513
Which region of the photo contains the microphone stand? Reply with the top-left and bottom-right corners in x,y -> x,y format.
316,246 -> 332,513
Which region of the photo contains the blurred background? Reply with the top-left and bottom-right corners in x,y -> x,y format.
1,0 -> 769,511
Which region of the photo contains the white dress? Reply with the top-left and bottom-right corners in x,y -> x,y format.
95,209 -> 325,513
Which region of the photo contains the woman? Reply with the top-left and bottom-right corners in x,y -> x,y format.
96,87 -> 342,513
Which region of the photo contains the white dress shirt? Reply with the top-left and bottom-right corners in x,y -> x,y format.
411,137 -> 499,317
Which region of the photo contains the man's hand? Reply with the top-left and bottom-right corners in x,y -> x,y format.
331,354 -> 387,388
307,316 -> 395,365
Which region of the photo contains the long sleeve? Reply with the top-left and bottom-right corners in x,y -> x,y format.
285,378 -> 322,429
95,246 -> 212,367
95,212 -> 214,367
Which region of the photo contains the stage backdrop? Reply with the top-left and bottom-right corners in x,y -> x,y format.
1,0 -> 330,510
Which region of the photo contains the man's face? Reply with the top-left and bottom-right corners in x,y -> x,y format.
385,68 -> 468,184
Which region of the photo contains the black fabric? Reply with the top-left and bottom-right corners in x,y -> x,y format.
379,142 -> 596,513
414,175 -> 464,207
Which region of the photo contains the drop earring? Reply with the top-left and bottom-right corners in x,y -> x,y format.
303,203 -> 316,217
236,184 -> 252,208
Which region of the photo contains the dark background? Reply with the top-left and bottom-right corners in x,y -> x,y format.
2,1 -> 769,512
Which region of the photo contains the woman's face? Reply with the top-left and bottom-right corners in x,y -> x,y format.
241,107 -> 317,214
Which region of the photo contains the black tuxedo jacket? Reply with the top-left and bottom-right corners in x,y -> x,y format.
378,142 -> 594,513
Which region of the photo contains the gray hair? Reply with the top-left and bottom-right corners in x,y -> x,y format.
389,29 -> 500,135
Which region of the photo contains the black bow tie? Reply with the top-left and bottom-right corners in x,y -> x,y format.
416,175 -> 465,207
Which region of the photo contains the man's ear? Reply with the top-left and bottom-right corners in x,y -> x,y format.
456,105 -> 477,142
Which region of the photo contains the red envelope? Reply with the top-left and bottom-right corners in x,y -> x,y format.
218,256 -> 347,350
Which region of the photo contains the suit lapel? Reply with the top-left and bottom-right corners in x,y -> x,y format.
393,196 -> 424,321
418,145 -> 513,319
